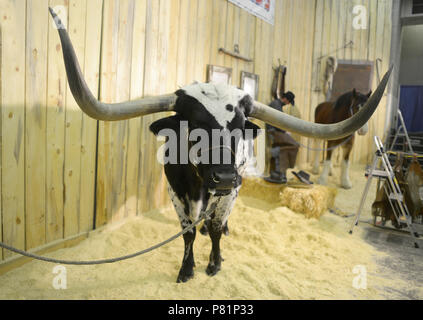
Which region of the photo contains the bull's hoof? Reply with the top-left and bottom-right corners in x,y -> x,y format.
206,263 -> 221,277
177,269 -> 194,283
341,180 -> 352,189
199,224 -> 209,236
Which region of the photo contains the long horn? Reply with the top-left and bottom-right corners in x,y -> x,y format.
49,7 -> 176,121
250,66 -> 393,140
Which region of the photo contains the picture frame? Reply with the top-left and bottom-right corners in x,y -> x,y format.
240,71 -> 259,100
207,65 -> 232,85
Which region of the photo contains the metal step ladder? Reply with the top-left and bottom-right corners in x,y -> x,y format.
387,110 -> 415,154
349,136 -> 420,248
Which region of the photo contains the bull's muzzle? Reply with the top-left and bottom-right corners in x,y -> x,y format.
207,166 -> 240,195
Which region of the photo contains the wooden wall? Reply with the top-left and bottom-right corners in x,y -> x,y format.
0,0 -> 393,262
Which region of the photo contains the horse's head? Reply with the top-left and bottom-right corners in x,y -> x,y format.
351,89 -> 372,135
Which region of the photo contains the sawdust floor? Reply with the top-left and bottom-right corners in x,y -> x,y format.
0,166 -> 422,299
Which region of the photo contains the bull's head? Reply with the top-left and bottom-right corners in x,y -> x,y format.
150,83 -> 260,195
49,7 -> 392,193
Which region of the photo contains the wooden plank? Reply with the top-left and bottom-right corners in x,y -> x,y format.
246,9 -> 256,74
127,0 -> 147,218
238,8 -> 248,81
215,0 -> 228,67
109,0 -> 135,223
354,0 -> 371,164
139,0 -> 160,213
46,0 -> 67,243
296,0 -> 316,166
96,0 -> 120,227
185,0 -> 198,84
1,0 -> 26,260
231,5 -> 241,86
25,0 -> 48,250
263,17 -> 274,104
348,0 -> 362,165
309,0 -> 325,167
254,18 -> 263,100
379,0 -> 392,137
202,0 -> 213,77
63,0 -> 86,238
338,0 -> 348,61
303,0 -> 317,164
79,0 -> 103,232
193,0 -> 206,82
364,0 -> 378,164
344,0 -> 353,61
209,0 -> 227,66
175,0 -> 189,87
155,0 -> 173,208
372,0 -> 386,146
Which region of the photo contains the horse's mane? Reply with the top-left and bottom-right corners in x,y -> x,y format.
333,91 -> 353,110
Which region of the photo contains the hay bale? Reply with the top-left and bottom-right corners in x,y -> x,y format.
280,185 -> 337,219
240,177 -> 337,219
240,177 -> 284,204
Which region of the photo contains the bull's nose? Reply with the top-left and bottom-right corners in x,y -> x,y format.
211,170 -> 237,189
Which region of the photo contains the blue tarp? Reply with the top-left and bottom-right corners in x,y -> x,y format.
399,85 -> 423,132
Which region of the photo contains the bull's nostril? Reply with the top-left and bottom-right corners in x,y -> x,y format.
212,172 -> 220,183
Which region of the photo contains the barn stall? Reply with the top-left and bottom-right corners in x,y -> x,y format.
0,0 -> 421,299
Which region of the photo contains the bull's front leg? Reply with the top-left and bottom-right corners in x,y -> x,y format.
177,220 -> 196,283
168,186 -> 199,283
205,218 -> 223,276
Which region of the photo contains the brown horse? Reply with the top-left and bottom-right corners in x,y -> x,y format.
312,89 -> 371,189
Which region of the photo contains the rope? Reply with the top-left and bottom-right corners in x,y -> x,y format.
0,216 -> 205,265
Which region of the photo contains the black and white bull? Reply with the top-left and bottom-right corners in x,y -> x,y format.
49,8 -> 392,282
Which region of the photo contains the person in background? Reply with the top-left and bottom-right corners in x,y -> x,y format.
264,91 -> 301,184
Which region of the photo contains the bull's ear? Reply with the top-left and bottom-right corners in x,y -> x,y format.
150,115 -> 181,136
244,120 -> 261,140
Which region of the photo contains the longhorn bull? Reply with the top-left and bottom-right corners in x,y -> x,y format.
50,8 -> 392,282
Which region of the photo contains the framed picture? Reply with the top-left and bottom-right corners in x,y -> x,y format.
207,65 -> 232,85
241,71 -> 259,100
